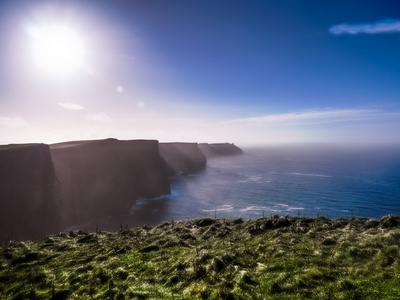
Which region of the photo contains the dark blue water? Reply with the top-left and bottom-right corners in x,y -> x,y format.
75,144 -> 400,231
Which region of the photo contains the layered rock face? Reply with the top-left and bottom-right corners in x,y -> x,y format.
159,143 -> 207,176
198,143 -> 244,158
50,139 -> 170,227
0,144 -> 60,240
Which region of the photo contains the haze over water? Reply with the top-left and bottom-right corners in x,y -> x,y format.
83,144 -> 400,231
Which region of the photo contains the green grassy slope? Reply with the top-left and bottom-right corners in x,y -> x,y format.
1,215 -> 400,299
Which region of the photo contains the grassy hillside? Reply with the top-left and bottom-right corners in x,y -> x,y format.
1,215 -> 400,299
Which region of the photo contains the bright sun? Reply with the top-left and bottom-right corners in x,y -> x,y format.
28,24 -> 86,76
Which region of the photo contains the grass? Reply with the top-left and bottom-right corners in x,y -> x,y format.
1,215 -> 400,299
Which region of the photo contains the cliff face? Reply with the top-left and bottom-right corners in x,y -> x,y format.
0,144 -> 60,240
50,139 -> 170,227
198,143 -> 244,158
159,143 -> 207,176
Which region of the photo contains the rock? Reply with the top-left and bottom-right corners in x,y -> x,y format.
0,144 -> 60,240
50,139 -> 170,228
198,143 -> 243,158
159,142 -> 207,176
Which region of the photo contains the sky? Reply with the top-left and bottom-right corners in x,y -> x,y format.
1,0 -> 400,146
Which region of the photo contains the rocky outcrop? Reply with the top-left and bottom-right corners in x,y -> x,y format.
159,143 -> 207,176
198,143 -> 243,158
50,139 -> 170,228
0,144 -> 60,240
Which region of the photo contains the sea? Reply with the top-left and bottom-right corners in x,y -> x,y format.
75,144 -> 400,231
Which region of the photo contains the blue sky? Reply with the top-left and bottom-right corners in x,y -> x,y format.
1,0 -> 400,145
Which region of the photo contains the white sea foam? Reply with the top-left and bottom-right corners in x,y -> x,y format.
203,204 -> 234,212
278,204 -> 304,211
240,206 -> 278,212
238,175 -> 263,183
131,193 -> 173,211
287,172 -> 331,178
286,206 -> 305,211
168,189 -> 181,198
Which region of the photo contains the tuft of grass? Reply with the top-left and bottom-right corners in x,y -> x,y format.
1,215 -> 400,299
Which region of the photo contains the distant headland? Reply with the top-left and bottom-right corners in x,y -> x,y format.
0,139 -> 243,240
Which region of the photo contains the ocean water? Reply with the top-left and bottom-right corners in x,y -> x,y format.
79,144 -> 400,231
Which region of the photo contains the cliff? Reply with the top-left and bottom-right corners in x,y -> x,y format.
0,139 -> 243,240
159,143 -> 207,176
0,144 -> 60,240
50,139 -> 170,228
198,143 -> 244,158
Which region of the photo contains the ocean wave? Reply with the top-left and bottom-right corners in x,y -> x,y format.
203,205 -> 234,212
131,193 -> 174,211
278,204 -> 305,211
240,205 -> 279,212
238,175 -> 264,183
286,172 -> 331,178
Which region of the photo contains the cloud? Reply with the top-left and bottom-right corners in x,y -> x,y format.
223,109 -> 400,127
329,19 -> 400,35
0,117 -> 29,128
58,102 -> 85,110
86,113 -> 113,123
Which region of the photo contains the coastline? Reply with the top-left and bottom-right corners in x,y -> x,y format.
0,139 -> 243,240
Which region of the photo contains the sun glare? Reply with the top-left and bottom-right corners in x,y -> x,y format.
28,24 -> 86,76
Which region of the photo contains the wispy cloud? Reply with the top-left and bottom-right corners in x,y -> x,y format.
0,117 -> 29,128
223,109 -> 400,127
58,102 -> 85,110
86,113 -> 113,123
329,19 -> 400,35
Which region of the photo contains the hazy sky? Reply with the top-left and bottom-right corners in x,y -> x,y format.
1,0 -> 400,146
